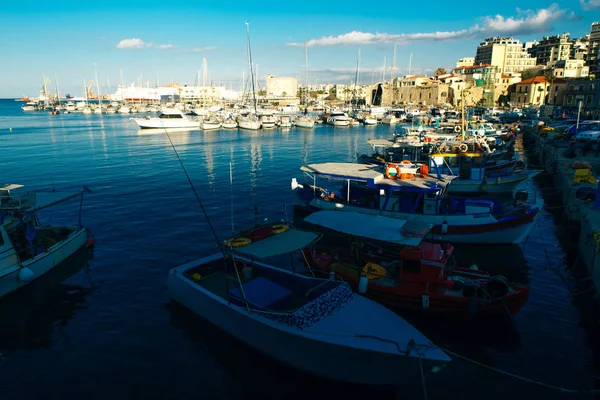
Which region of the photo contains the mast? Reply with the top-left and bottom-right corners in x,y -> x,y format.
381,56 -> 386,81
408,53 -> 413,76
304,40 -> 308,110
391,43 -> 397,83
354,47 -> 361,107
246,22 -> 258,114
94,62 -> 101,107
53,70 -> 60,106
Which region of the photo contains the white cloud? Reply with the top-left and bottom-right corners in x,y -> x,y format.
116,38 -> 175,49
580,0 -> 600,10
187,46 -> 217,52
287,4 -> 569,47
116,38 -> 152,49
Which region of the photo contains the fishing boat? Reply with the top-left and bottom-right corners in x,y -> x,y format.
133,108 -> 200,129
167,221 -> 450,385
302,211 -> 529,317
359,139 -> 537,195
291,162 -> 540,244
0,184 -> 94,300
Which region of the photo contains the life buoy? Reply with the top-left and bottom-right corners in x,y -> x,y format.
225,237 -> 252,248
400,160 -> 412,165
272,224 -> 290,234
419,164 -> 429,178
458,143 -> 468,153
385,163 -> 399,180
454,126 -> 462,133
423,137 -> 434,143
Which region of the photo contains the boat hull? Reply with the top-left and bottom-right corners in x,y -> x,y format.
0,227 -> 90,300
238,119 -> 261,130
168,256 -> 449,386
293,187 -> 538,244
134,119 -> 200,129
446,171 -> 534,195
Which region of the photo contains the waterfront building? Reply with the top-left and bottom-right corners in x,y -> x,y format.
474,37 -> 537,75
388,76 -> 450,107
528,34 -> 572,67
551,59 -> 589,79
561,78 -> 600,114
588,22 -> 600,78
455,57 -> 474,68
511,76 -> 550,108
265,75 -> 297,97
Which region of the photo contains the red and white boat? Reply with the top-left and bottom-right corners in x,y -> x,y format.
302,211 -> 529,318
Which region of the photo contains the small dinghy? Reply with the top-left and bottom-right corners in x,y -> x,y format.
167,222 -> 450,385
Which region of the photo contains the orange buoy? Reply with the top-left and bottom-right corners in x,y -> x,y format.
385,163 -> 399,180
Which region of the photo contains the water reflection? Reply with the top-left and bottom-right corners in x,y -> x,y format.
0,247 -> 94,352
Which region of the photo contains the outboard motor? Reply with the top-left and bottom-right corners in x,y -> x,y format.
514,190 -> 529,203
486,275 -> 509,298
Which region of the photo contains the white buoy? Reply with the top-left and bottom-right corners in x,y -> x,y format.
17,267 -> 34,282
358,273 -> 368,294
441,221 -> 448,234
422,293 -> 430,309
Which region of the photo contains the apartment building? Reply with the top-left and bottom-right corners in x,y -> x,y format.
474,37 -> 537,74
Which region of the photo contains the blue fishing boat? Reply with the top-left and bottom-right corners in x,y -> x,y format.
291,162 -> 540,244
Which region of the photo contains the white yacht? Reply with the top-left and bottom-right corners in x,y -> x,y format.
279,104 -> 300,115
237,114 -> 261,130
294,114 -> 315,129
326,111 -> 351,127
200,116 -> 222,131
133,108 -> 200,129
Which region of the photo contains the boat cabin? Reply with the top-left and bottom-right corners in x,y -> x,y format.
297,163 -> 454,216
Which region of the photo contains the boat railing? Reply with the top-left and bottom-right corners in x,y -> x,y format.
304,273 -> 345,302
0,192 -> 36,210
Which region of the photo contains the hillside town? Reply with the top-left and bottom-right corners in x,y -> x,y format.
19,21 -> 600,121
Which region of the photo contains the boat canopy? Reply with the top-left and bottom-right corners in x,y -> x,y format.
305,211 -> 432,246
0,188 -> 83,212
300,163 -> 455,190
233,228 -> 322,260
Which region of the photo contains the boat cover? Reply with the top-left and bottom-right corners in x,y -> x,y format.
233,228 -> 321,260
304,210 -> 432,246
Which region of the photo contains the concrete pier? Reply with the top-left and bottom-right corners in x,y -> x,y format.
524,128 -> 600,293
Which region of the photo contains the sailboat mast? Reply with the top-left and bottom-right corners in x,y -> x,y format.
392,44 -> 397,82
354,47 -> 361,105
94,62 -> 101,106
245,22 -> 258,114
408,53 -> 413,76
53,70 -> 60,105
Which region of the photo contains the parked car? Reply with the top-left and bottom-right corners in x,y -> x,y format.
575,130 -> 600,141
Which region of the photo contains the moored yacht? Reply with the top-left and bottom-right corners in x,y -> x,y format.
133,108 -> 200,129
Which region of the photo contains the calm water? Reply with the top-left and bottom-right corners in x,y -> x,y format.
0,99 -> 598,399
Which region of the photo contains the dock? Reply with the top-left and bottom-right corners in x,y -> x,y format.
524,127 -> 600,292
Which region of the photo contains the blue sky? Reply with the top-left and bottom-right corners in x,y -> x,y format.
1,1 -> 598,98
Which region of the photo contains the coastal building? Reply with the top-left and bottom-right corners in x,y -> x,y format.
528,34 -> 572,67
551,59 -> 589,78
474,37 -> 537,75
455,57 -> 474,68
561,78 -> 600,114
588,22 -> 600,78
265,75 -> 297,97
387,76 -> 450,107
511,76 -> 550,108
570,35 -> 589,62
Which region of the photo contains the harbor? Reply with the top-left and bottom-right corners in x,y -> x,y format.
1,99 -> 600,399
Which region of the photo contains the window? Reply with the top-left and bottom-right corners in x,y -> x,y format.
567,95 -> 573,104
579,85 -> 584,91
591,84 -> 596,91
570,85 -> 574,90
587,95 -> 593,104
518,96 -> 521,103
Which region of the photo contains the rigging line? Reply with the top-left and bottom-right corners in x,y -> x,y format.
161,122 -> 224,254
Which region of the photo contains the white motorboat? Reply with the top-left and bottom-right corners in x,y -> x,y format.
326,111 -> 351,127
133,108 -> 201,129
0,184 -> 94,300
260,114 -> 277,129
167,223 -> 450,385
294,115 -> 315,129
279,104 -> 299,115
381,115 -> 399,125
279,115 -> 293,128
200,117 -> 222,131
221,118 -> 238,129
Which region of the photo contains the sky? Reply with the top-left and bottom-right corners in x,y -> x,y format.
0,1 -> 599,98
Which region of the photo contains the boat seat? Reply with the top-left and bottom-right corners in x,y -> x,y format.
229,277 -> 293,310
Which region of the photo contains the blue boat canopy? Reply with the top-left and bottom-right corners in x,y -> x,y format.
304,211 -> 432,246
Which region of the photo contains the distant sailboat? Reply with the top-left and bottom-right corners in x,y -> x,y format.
237,23 -> 261,130
294,41 -> 315,129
